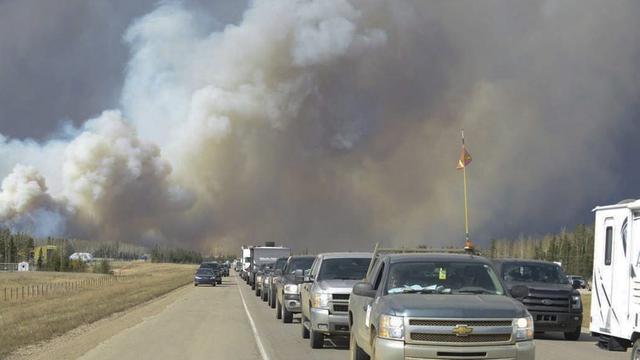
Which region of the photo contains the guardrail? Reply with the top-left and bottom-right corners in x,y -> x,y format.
1,275 -> 122,302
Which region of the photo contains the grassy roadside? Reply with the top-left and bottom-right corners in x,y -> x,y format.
582,292 -> 591,328
0,262 -> 196,358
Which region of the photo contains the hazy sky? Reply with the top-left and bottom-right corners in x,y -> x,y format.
0,0 -> 639,252
0,0 -> 247,139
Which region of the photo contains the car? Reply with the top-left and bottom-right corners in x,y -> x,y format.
255,263 -> 275,297
199,262 -> 223,284
493,259 -> 583,340
349,252 -> 535,360
300,252 -> 372,349
193,268 -> 217,286
265,257 -> 289,304
274,255 -> 315,321
566,275 -> 590,290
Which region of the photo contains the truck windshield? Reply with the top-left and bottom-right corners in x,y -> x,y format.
317,258 -> 371,281
286,258 -> 314,274
386,262 -> 504,295
501,262 -> 569,284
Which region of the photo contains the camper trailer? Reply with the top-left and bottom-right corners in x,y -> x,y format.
591,199 -> 640,354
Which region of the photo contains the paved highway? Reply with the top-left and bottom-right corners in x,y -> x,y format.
17,275 -> 628,360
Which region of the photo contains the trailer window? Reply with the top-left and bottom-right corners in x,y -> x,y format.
605,226 -> 613,266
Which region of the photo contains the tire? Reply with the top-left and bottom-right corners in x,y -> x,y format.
276,300 -> 282,320
212,282 -> 216,287
631,340 -> 640,360
310,328 -> 324,349
194,283 -> 197,286
256,287 -> 261,297
262,290 -> 268,302
301,315 -> 310,339
283,304 -> 293,323
350,331 -> 369,360
564,326 -> 581,341
270,291 -> 276,309
218,279 -> 222,284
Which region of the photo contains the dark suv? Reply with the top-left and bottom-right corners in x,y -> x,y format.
199,262 -> 223,284
274,255 -> 315,322
493,259 -> 582,340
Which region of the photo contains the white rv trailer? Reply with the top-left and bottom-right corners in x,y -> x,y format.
591,199 -> 640,353
241,246 -> 252,272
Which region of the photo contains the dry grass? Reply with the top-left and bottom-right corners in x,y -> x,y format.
582,292 -> 591,328
0,262 -> 197,358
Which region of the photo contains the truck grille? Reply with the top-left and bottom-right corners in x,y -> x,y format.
333,304 -> 349,312
409,319 -> 512,327
522,289 -> 570,313
406,318 -> 514,346
332,293 -> 350,300
410,333 -> 511,343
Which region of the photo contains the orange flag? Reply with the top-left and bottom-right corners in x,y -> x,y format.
456,147 -> 472,169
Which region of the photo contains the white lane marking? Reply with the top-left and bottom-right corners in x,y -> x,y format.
237,277 -> 270,360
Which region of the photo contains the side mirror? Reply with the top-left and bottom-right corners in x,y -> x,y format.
353,282 -> 376,298
571,280 -> 581,289
510,285 -> 529,299
294,269 -> 304,283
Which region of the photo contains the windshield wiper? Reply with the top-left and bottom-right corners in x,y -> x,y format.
455,287 -> 496,295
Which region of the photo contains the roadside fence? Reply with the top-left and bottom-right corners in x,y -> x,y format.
2,275 -> 123,302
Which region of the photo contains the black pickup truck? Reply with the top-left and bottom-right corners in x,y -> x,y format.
493,259 -> 583,340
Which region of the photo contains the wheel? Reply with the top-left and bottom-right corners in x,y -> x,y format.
632,341 -> 640,360
262,290 -> 268,302
276,300 -> 282,320
283,304 -> 293,323
301,315 -> 310,339
350,331 -> 369,360
310,328 -> 324,349
564,326 -> 581,341
218,279 -> 222,284
194,283 -> 197,286
256,287 -> 261,297
270,291 -> 276,309
212,282 -> 216,287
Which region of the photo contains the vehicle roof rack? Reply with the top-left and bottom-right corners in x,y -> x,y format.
365,243 -> 473,279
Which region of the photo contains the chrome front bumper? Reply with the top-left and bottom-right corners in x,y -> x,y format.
310,307 -> 350,335
373,338 -> 535,360
283,294 -> 301,312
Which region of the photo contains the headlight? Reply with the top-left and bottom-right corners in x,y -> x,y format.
256,275 -> 263,283
195,276 -> 202,279
284,284 -> 298,294
311,293 -> 331,308
571,295 -> 582,310
379,314 -> 404,340
513,316 -> 534,341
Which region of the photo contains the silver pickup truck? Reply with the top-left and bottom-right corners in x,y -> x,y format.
300,252 -> 372,349
349,253 -> 535,360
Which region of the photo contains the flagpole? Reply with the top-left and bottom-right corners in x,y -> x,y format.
461,129 -> 474,253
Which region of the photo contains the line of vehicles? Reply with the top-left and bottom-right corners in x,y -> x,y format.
233,243 -> 593,359
197,198 -> 640,359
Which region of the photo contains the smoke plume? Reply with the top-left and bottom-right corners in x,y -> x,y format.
1,0 -> 639,253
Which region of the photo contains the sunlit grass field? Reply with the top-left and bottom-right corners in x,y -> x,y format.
0,262 -> 196,358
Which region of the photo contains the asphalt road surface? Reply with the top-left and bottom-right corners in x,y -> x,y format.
19,274 -> 629,360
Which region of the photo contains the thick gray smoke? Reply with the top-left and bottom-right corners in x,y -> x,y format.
0,0 -> 639,253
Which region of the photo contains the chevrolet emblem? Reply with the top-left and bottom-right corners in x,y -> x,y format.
452,324 -> 474,337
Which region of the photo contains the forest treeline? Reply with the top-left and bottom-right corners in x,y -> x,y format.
488,224 -> 594,279
0,228 -> 204,269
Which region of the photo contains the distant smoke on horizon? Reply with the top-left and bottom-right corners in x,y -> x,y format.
0,0 -> 639,253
